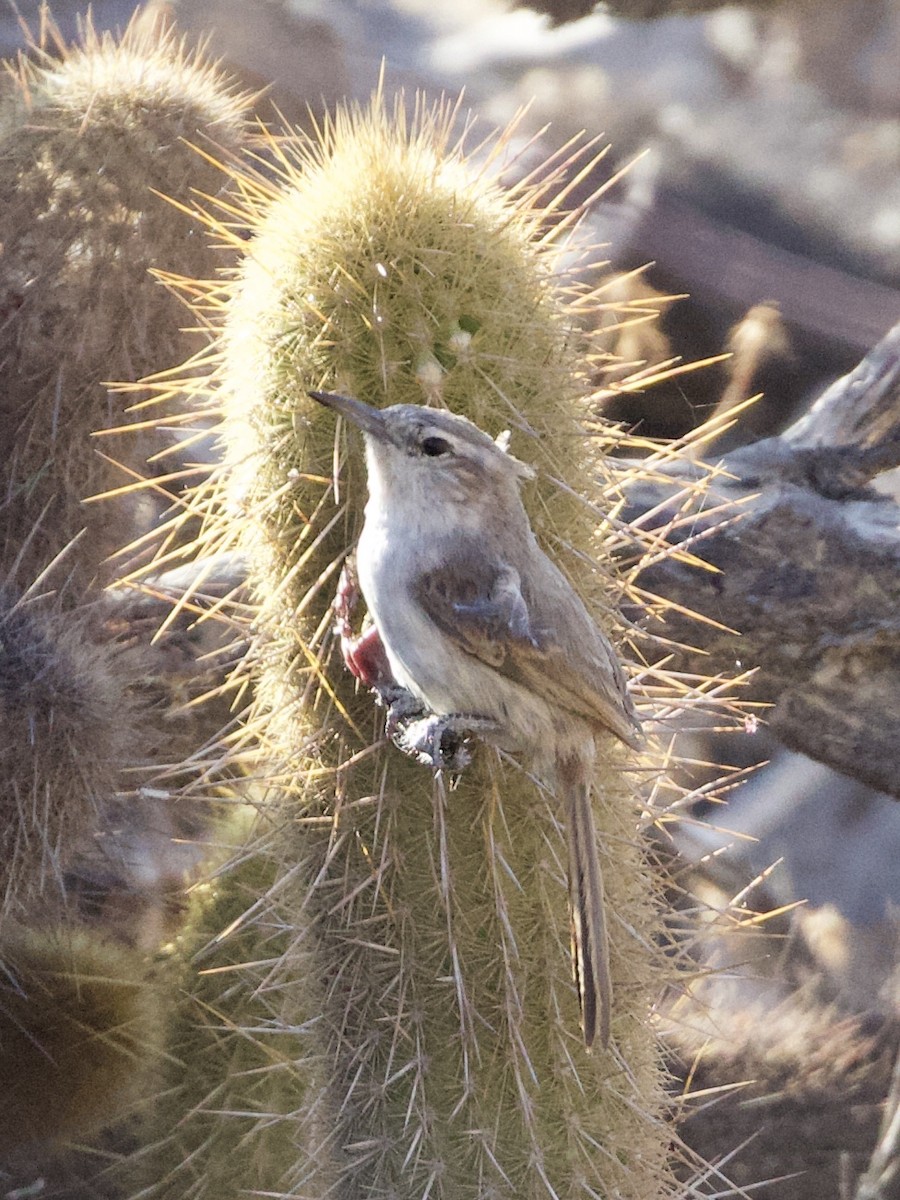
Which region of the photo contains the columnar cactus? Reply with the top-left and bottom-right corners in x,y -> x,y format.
0,13 -> 250,926
0,921 -> 163,1154
0,20 -> 250,1177
135,95 -> 675,1198
0,18 -> 248,595
0,595 -> 133,917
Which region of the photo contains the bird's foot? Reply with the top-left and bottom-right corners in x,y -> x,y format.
395,712 -> 498,774
380,686 -> 430,737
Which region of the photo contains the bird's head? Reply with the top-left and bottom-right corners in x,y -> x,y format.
310,391 -> 534,513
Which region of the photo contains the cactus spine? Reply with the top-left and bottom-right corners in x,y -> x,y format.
136,94 -> 675,1198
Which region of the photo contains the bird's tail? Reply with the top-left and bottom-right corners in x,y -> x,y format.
559,754 -> 611,1051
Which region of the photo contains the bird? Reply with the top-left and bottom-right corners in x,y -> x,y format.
310,389 -> 642,1049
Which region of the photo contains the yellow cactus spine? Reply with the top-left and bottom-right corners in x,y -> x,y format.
135,91 -> 675,1198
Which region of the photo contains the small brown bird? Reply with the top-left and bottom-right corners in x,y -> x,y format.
312,390 -> 642,1048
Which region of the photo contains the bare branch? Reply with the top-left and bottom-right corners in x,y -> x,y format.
513,0 -> 779,24
622,322 -> 900,796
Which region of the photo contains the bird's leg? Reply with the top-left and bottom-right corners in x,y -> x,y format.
382,686 -> 430,737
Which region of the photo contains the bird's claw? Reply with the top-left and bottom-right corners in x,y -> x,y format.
393,712 -> 498,775
395,714 -> 473,773
380,686 -> 429,737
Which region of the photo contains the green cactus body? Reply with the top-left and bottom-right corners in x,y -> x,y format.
146,96 -> 672,1198
0,20 -> 248,596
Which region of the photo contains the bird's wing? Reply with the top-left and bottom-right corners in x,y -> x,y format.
413,545 -> 642,750
413,553 -> 533,665
511,623 -> 642,750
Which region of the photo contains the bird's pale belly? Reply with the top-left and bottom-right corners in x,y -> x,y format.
394,648 -> 552,755
366,583 -> 549,752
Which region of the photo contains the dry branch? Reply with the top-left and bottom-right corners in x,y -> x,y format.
621,321 -> 900,796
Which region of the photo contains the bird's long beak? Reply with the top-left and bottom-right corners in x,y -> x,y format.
309,390 -> 389,441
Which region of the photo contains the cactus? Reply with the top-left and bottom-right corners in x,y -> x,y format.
0,922 -> 164,1155
132,94 -> 675,1198
0,593 -> 136,918
0,14 -> 252,919
0,17 -> 249,597
0,19 -> 251,1181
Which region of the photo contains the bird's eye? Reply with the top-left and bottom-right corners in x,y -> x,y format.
421,436 -> 452,457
